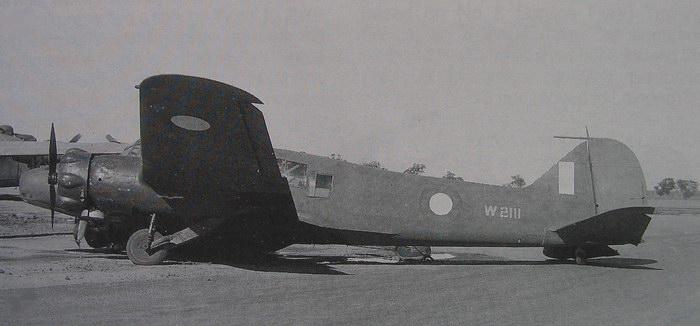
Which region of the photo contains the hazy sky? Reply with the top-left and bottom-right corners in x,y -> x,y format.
1,1 -> 698,187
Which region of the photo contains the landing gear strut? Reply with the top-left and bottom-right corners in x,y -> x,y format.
574,247 -> 587,265
126,214 -> 168,265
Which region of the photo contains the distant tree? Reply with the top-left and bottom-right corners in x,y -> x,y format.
362,161 -> 385,169
403,163 -> 426,175
505,175 -> 526,188
442,171 -> 464,181
654,178 -> 676,196
329,153 -> 344,161
676,179 -> 698,199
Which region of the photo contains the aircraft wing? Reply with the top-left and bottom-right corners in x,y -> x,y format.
0,141 -> 127,157
138,75 -> 294,219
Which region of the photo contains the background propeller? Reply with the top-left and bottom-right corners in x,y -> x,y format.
105,134 -> 121,144
68,133 -> 82,143
48,123 -> 58,228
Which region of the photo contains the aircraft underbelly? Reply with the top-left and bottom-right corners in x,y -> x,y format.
294,206 -> 548,247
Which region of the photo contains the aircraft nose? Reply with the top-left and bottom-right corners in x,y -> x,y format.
19,167 -> 51,209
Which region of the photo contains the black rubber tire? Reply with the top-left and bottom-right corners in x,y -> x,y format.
126,229 -> 168,265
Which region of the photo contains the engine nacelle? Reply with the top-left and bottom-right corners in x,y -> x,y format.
19,148 -> 170,219
88,154 -> 171,216
55,148 -> 92,213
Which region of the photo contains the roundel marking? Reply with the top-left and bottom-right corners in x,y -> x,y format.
429,192 -> 453,215
170,115 -> 211,131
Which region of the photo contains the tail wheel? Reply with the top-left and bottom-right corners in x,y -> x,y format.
126,228 -> 168,265
575,247 -> 587,265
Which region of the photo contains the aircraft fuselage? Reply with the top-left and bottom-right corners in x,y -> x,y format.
18,136 -> 648,253
275,138 -> 647,248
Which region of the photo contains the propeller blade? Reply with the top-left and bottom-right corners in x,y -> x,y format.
48,123 -> 58,229
49,123 -> 57,183
68,133 -> 82,143
105,134 -> 121,144
50,183 -> 56,229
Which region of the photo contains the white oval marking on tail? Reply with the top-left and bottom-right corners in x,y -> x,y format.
170,115 -> 211,131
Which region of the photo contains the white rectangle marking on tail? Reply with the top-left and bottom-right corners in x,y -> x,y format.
558,161 -> 575,195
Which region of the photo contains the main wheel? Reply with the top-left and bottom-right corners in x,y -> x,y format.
126,229 -> 168,265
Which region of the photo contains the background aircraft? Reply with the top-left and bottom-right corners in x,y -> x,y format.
6,75 -> 653,265
0,124 -> 127,189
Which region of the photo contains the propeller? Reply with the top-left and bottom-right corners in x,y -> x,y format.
68,133 -> 82,143
48,123 -> 58,228
105,134 -> 121,144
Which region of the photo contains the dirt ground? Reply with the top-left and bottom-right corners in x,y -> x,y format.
0,188 -> 73,237
1,198 -> 700,325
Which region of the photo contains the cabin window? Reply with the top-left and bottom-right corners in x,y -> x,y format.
311,174 -> 333,198
277,159 -> 308,188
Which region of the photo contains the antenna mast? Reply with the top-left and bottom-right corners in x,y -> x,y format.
585,127 -> 599,214
553,128 -> 599,214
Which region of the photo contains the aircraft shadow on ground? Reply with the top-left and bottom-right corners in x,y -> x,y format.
65,248 -> 129,260
270,254 -> 662,271
584,257 -> 661,270
213,256 -> 349,275
63,248 -> 661,274
66,247 -> 348,274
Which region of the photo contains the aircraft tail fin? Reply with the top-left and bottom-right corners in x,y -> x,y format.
553,207 -> 653,246
529,138 -> 649,215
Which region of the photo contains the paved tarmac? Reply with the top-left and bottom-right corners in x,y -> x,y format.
1,213 -> 699,325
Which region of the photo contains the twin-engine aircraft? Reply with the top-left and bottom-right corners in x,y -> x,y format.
7,75 -> 653,265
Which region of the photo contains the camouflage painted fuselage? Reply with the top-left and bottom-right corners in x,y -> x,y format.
17,136 -> 650,252
276,137 -> 648,247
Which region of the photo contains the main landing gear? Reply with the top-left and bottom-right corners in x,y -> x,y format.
126,214 -> 168,265
574,247 -> 587,265
126,229 -> 168,265
125,215 -> 227,265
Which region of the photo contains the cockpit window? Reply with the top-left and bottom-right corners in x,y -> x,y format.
277,159 -> 308,188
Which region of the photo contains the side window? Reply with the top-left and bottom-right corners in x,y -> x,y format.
310,174 -> 333,198
277,159 -> 308,189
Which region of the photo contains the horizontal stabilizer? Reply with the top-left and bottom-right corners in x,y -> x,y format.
555,207 -> 653,246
